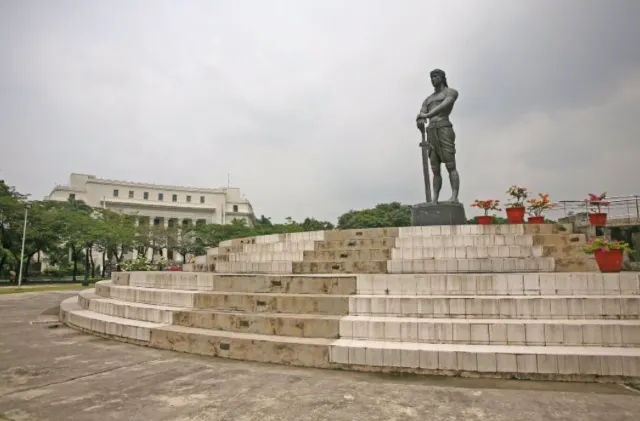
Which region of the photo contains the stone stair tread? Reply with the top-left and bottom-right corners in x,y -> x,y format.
62,297 -> 166,328
331,338 -> 640,357
83,293 -> 190,311
72,309 -> 165,328
157,324 -> 335,346
295,258 -> 390,260
340,316 -> 640,325
106,283 -> 199,294
184,309 -> 342,320
108,284 -> 349,298
208,273 -> 355,278
355,294 -> 640,299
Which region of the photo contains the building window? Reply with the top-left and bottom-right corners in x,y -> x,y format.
158,193 -> 164,201
186,195 -> 191,203
153,218 -> 160,226
113,189 -> 119,197
233,205 -> 239,212
172,194 -> 178,202
69,193 -> 76,200
128,190 -> 134,198
200,196 -> 205,203
143,192 -> 149,200
196,219 -> 206,226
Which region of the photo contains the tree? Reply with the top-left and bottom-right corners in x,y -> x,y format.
0,181 -> 25,276
301,217 -> 334,231
134,222 -> 153,259
50,198 -> 94,281
94,209 -> 136,275
337,202 -> 412,229
167,225 -> 199,262
149,225 -> 169,262
255,215 -> 272,226
19,201 -> 62,277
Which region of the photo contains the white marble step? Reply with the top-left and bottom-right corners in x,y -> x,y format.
356,273 -> 640,296
348,295 -> 640,319
60,296 -> 165,342
388,257 -> 555,273
395,234 -> 535,248
398,225 -> 532,237
226,251 -> 305,263
218,231 -> 325,247
243,241 -> 317,253
391,245 -> 544,259
339,316 -> 640,347
125,272 -> 216,290
97,282 -> 198,306
215,262 -> 293,273
207,241 -> 318,256
79,291 -> 187,323
329,339 -> 640,377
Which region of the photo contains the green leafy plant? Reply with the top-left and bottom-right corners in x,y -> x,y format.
586,193 -> 609,213
583,237 -> 633,254
120,255 -> 169,271
526,193 -> 557,216
471,199 -> 501,216
506,185 -> 529,208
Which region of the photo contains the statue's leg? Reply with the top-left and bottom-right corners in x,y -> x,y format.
445,160 -> 460,203
429,154 -> 442,204
439,126 -> 459,203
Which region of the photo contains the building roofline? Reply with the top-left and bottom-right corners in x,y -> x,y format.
68,173 -> 235,194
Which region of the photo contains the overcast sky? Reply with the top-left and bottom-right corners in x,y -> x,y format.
1,0 -> 639,223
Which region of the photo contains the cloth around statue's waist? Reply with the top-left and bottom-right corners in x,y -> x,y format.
426,119 -> 453,129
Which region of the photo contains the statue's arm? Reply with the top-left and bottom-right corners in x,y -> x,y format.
424,89 -> 458,118
416,98 -> 429,121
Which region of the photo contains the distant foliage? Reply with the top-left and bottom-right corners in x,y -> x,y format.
336,202 -> 412,229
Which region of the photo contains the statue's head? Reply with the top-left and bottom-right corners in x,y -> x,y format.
430,69 -> 448,88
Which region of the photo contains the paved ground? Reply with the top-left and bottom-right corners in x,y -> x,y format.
0,292 -> 639,421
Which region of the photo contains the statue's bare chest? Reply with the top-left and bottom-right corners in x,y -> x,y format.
425,92 -> 447,111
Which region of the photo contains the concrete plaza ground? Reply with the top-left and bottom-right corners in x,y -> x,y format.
1,291 -> 639,421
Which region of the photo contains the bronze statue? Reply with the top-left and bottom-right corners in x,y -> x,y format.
416,69 -> 460,204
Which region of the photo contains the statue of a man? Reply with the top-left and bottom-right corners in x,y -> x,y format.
416,69 -> 460,204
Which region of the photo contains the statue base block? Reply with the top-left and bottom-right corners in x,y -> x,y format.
411,202 -> 467,226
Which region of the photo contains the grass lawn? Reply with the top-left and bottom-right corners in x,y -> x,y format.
0,284 -> 90,295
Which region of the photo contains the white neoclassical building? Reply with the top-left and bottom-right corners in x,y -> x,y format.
44,173 -> 255,264
46,173 -> 255,226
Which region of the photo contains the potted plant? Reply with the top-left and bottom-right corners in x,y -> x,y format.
526,193 -> 557,224
583,237 -> 633,273
505,185 -> 528,224
586,193 -> 609,226
471,200 -> 501,225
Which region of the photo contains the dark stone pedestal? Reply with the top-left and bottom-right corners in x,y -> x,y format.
411,202 -> 467,226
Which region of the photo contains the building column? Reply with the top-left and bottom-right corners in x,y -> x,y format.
147,217 -> 154,261
162,217 -> 169,260
132,218 -> 140,260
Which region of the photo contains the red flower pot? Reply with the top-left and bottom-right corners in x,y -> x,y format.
528,216 -> 545,224
477,216 -> 493,225
589,212 -> 607,226
506,206 -> 526,224
594,249 -> 624,273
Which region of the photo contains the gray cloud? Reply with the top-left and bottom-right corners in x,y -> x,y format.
1,0 -> 639,223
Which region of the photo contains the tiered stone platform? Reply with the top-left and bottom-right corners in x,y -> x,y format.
60,224 -> 640,382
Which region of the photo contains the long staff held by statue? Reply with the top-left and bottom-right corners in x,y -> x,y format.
417,121 -> 432,203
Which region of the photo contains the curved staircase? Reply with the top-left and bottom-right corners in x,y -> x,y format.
60,224 -> 640,382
